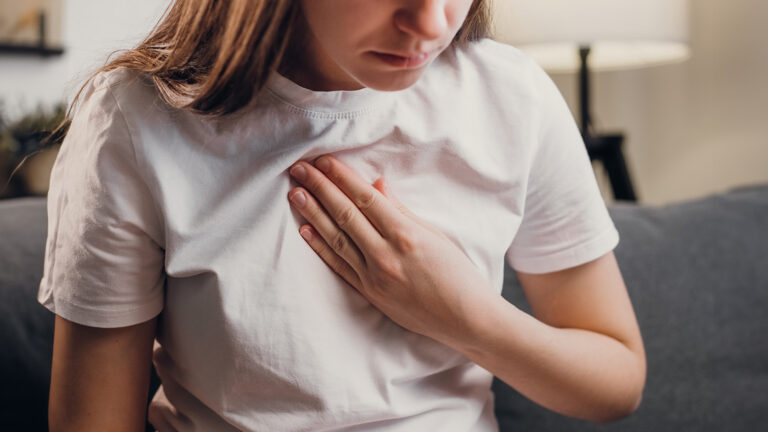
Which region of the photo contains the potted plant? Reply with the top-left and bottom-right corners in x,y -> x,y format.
0,102 -> 69,198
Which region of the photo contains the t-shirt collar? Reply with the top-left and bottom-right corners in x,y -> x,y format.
265,71 -> 393,116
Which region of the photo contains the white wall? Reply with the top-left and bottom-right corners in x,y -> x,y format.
552,0 -> 768,205
2,0 -> 766,205
0,0 -> 169,118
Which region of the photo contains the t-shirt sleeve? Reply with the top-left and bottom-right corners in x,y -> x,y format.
505,58 -> 619,274
37,73 -> 166,328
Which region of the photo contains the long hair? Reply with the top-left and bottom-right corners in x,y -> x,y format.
45,0 -> 491,147
77,0 -> 489,116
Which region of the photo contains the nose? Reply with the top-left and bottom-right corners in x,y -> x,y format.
394,0 -> 449,41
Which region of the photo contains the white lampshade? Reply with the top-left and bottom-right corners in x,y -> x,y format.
492,0 -> 691,73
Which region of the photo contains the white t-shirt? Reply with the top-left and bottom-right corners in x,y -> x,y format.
38,39 -> 619,431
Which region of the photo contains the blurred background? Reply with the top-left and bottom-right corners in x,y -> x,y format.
0,0 -> 766,205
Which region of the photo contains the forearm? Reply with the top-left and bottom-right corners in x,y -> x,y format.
448,294 -> 645,424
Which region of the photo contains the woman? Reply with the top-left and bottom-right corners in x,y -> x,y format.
41,0 -> 646,430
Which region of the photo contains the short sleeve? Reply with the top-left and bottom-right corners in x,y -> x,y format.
506,59 -> 619,274
37,73 -> 166,328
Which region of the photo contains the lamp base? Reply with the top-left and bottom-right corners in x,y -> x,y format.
585,133 -> 637,202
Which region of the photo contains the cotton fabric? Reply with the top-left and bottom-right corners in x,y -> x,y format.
38,39 -> 619,431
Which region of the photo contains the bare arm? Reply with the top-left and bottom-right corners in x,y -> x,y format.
458,251 -> 647,423
49,315 -> 157,432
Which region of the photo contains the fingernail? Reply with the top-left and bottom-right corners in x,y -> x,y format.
289,190 -> 306,208
290,164 -> 307,182
315,157 -> 330,173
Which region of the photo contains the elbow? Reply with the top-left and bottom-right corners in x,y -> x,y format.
592,363 -> 646,425
593,391 -> 643,424
592,359 -> 646,424
594,344 -> 646,424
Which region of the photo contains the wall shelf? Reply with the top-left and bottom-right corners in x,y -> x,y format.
0,10 -> 64,57
0,43 -> 64,57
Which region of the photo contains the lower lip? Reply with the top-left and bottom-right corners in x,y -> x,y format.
371,51 -> 431,68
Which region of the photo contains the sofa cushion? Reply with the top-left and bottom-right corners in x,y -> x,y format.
0,197 -> 51,431
0,197 -> 161,431
494,184 -> 768,431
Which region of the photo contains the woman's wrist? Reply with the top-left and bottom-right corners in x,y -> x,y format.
434,287 -> 522,358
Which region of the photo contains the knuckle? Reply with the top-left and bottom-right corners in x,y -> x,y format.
304,172 -> 324,192
334,206 -> 356,229
391,227 -> 419,253
305,202 -> 323,220
331,231 -> 349,253
355,190 -> 378,211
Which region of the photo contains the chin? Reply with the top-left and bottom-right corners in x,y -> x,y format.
356,68 -> 428,92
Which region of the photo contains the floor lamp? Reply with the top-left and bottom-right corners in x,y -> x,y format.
492,0 -> 690,202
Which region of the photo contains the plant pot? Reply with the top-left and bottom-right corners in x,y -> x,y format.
17,144 -> 60,196
0,149 -> 23,199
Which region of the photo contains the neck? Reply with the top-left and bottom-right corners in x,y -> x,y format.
277,12 -> 363,91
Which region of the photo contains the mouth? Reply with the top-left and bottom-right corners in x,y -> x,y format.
370,50 -> 434,69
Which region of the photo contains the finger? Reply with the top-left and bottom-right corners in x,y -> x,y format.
312,156 -> 408,240
290,161 -> 387,254
288,187 -> 367,273
298,225 -> 363,290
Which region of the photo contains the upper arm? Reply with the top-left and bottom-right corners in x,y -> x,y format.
516,251 -> 646,360
506,56 -> 619,275
38,73 -> 165,328
49,315 -> 157,432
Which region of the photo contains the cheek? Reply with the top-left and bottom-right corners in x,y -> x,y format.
302,1 -> 383,46
449,0 -> 477,30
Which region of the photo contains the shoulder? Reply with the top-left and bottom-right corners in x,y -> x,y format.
89,67 -> 148,93
67,69 -> 137,141
450,38 -> 535,69
72,67 -> 208,150
75,67 -> 154,114
423,39 -> 551,112
62,67 -> 172,179
69,67 -> 163,140
440,39 -> 543,88
76,67 -> 189,125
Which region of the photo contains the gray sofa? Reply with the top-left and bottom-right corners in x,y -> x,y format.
2,184 -> 767,431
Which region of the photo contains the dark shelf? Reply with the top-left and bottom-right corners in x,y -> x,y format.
1,10 -> 63,57
0,43 -> 64,57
